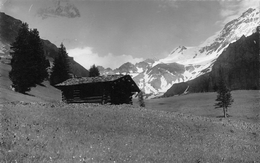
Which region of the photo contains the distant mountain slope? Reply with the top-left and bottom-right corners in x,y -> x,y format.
164,31 -> 259,97
97,66 -> 114,75
0,13 -> 21,45
0,12 -> 89,77
114,62 -> 138,74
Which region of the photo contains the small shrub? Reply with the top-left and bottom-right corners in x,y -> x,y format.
89,64 -> 100,77
138,91 -> 145,107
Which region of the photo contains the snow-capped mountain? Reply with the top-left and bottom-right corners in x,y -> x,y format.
98,8 -> 259,98
98,59 -> 199,98
158,8 -> 259,80
164,29 -> 259,97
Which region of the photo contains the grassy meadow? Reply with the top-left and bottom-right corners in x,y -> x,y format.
146,90 -> 260,123
1,101 -> 260,163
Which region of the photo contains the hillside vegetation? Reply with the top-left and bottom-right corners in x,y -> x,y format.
0,60 -> 61,103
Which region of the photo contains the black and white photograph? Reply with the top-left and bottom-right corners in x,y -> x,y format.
0,0 -> 259,162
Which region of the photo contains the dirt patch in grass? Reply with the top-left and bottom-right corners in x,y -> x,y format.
1,102 -> 260,162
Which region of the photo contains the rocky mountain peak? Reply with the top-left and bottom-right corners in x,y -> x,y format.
114,62 -> 138,74
143,58 -> 155,64
241,8 -> 255,18
170,45 -> 187,55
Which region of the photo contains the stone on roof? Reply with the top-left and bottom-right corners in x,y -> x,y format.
56,74 -> 125,86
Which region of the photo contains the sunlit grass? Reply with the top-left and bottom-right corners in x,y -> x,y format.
146,90 -> 260,123
1,102 -> 259,162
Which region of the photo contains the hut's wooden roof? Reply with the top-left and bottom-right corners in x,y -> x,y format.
56,74 -> 125,86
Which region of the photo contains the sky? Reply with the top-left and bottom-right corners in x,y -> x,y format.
0,0 -> 259,69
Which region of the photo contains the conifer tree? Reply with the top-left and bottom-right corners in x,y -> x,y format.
215,69 -> 234,118
50,43 -> 71,85
28,29 -> 49,84
89,64 -> 100,77
9,22 -> 48,93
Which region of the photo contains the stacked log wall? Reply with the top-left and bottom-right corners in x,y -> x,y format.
58,75 -> 140,104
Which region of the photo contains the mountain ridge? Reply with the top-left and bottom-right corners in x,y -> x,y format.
0,12 -> 89,77
164,31 -> 259,97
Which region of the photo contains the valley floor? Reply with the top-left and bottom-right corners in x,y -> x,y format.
1,102 -> 260,163
145,90 -> 260,124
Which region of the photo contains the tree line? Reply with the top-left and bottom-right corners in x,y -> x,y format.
9,22 -> 100,93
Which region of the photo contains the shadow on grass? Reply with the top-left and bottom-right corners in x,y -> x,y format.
22,92 -> 35,97
37,83 -> 46,87
216,114 -> 232,118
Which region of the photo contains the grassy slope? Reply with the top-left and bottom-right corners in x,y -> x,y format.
0,60 -> 61,103
145,90 -> 260,123
1,103 -> 259,163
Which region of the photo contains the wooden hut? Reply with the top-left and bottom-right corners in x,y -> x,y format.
55,75 -> 140,104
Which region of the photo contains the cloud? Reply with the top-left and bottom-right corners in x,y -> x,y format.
219,0 -> 259,24
1,0 -> 20,13
220,9 -> 236,17
158,1 -> 178,10
163,1 -> 178,8
239,0 -> 259,11
0,0 -> 6,11
37,0 -> 80,19
67,47 -> 144,69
